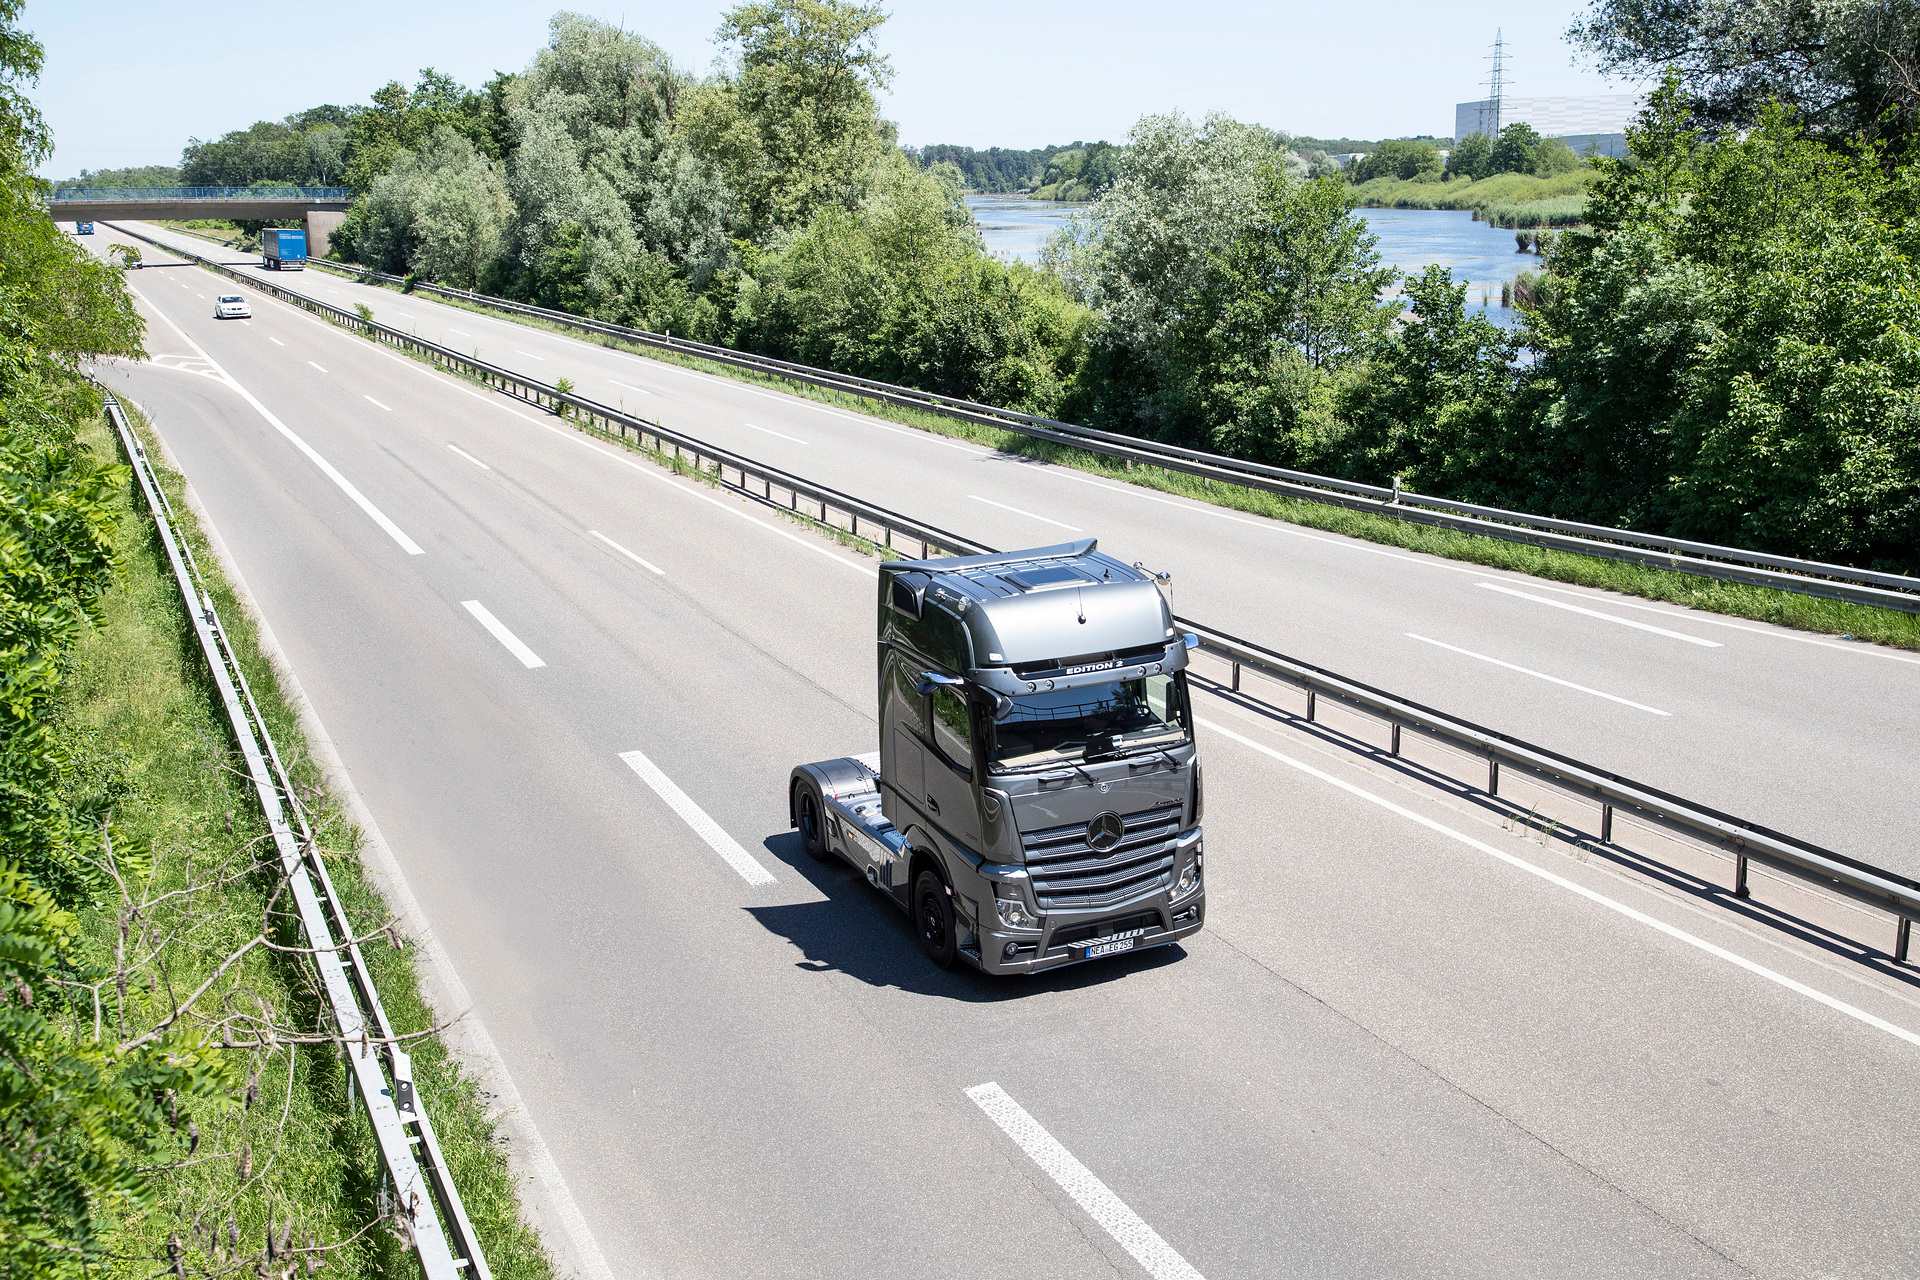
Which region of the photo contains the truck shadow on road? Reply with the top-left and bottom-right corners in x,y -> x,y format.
747,831 -> 1186,1000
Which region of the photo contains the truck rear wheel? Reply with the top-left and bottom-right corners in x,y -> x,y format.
914,869 -> 957,968
796,781 -> 830,861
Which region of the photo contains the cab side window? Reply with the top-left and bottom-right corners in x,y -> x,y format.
929,685 -> 972,774
919,605 -> 970,673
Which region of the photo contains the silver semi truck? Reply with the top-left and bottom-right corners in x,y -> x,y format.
789,539 -> 1205,974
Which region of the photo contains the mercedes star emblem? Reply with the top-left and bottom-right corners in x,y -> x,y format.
1086,812 -> 1125,852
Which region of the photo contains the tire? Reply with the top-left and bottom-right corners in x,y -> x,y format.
914,868 -> 958,969
796,781 -> 831,861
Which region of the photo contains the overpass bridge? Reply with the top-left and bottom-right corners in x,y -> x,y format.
46,186 -> 353,254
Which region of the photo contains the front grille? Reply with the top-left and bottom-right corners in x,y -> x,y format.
1022,804 -> 1183,910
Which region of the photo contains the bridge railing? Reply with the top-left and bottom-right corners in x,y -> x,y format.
49,186 -> 351,201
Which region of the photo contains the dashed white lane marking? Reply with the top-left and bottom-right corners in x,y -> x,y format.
590,530 -> 665,575
1475,581 -> 1722,647
365,395 -> 391,411
267,336 -> 284,346
462,600 -> 545,669
516,350 -> 547,361
618,750 -> 775,885
447,444 -> 491,471
1405,632 -> 1670,716
132,289 -> 423,556
969,493 -> 1081,531
1198,716 -> 1920,1051
607,379 -> 651,395
448,328 -> 471,337
1518,580 -> 1920,667
231,280 -> 879,578
966,1083 -> 1205,1280
744,421 -> 807,445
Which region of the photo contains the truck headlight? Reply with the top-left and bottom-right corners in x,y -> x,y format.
993,886 -> 1041,930
1171,860 -> 1202,900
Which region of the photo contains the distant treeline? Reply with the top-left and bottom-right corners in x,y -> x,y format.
51,164 -> 182,188
902,142 -> 1092,193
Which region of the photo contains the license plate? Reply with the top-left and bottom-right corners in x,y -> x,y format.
1085,937 -> 1136,958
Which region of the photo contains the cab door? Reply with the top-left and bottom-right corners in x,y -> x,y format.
923,684 -> 983,855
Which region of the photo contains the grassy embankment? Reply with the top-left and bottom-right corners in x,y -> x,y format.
153,222 -> 1920,652
1348,169 -> 1592,227
69,402 -> 553,1277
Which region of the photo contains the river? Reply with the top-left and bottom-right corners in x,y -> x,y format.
966,196 -> 1535,327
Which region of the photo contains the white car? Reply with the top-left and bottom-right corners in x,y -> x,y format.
214,294 -> 251,319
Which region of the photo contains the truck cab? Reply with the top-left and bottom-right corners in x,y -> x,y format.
791,539 -> 1205,974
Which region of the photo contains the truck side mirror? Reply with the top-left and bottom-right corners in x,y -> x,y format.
1181,633 -> 1200,651
915,671 -> 964,697
990,692 -> 1014,721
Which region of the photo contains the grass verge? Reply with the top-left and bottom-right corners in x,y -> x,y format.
68,402 -> 553,1277
157,225 -> 1920,651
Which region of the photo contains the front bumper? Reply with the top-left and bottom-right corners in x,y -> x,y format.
965,887 -> 1206,975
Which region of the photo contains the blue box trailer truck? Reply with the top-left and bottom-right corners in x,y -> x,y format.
261,228 -> 306,270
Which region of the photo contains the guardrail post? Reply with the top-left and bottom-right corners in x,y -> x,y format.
1600,802 -> 1613,844
1734,850 -> 1751,898
1488,756 -> 1500,796
1231,661 -> 1240,692
1390,723 -> 1401,756
1305,688 -> 1316,722
1898,916 -> 1912,963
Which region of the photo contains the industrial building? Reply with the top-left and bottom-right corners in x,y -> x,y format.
1453,94 -> 1644,157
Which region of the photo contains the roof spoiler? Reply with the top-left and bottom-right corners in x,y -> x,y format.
880,538 -> 1097,574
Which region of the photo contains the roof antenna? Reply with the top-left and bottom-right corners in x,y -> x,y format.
1076,587 -> 1086,624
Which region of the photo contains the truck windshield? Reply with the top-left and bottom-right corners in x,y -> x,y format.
988,673 -> 1189,771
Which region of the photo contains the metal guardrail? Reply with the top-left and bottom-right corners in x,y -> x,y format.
53,186 -> 351,201
205,237 -> 1920,614
105,393 -> 492,1280
124,223 -> 1920,968
108,223 -> 984,562
1180,616 -> 1919,961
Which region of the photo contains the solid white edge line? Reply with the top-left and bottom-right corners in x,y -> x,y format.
447,444 -> 491,471
1476,581 -> 1722,647
365,395 -> 391,411
130,290 -> 424,555
220,270 -> 883,579
968,493 -> 1082,531
590,530 -> 666,575
1196,715 -> 1920,1050
743,421 -> 808,445
1405,632 -> 1670,715
966,1083 -> 1206,1280
617,750 -> 775,885
158,457 -> 624,1280
462,600 -> 546,669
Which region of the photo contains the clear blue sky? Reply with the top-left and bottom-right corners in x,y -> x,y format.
31,0 -> 1634,178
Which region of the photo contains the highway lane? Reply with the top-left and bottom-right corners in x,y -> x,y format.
88,236 -> 1920,1278
108,222 -> 1920,875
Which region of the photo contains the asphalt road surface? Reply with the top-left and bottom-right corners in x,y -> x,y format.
86,226 -> 1920,1279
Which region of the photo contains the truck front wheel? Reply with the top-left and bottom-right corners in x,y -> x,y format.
914,869 -> 957,968
796,781 -> 830,861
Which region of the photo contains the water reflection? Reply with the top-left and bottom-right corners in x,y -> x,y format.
966,197 -> 1537,330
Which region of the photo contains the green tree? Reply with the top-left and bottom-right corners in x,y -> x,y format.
1569,0 -> 1920,143
1350,139 -> 1443,182
1489,121 -> 1543,174
1447,130 -> 1492,179
681,0 -> 894,235
1171,171 -> 1398,459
